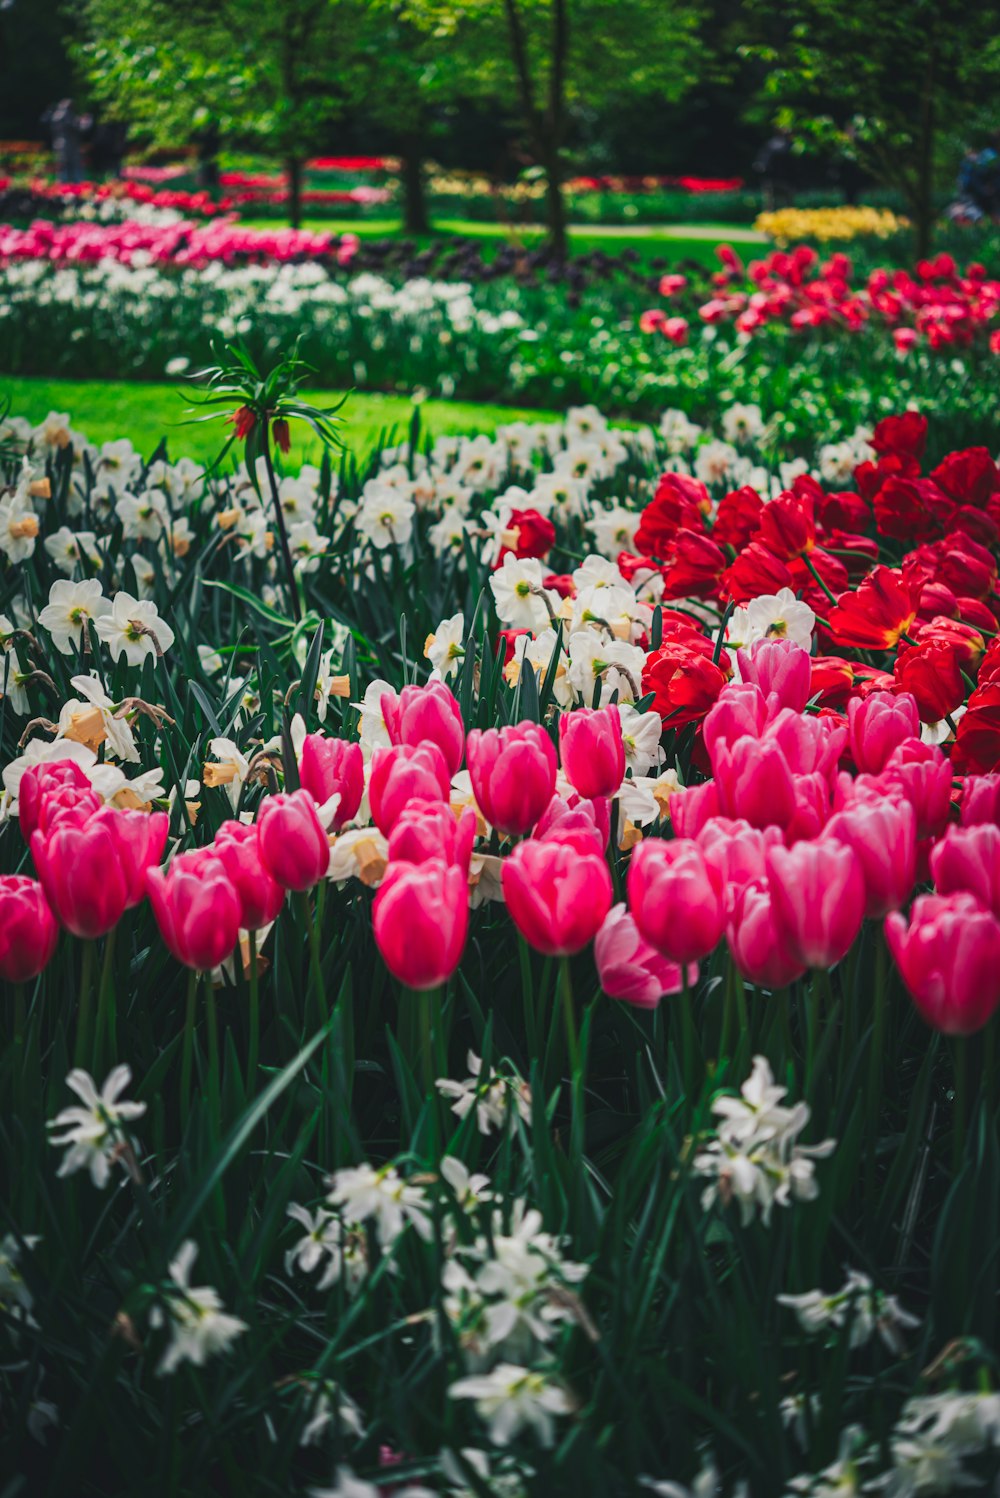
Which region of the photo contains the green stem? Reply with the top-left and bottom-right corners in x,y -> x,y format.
866,931 -> 887,1202
180,969 -> 198,1118
952,1036 -> 968,1176
93,924 -> 118,1071
74,941 -> 96,1068
247,928 -> 260,1088
519,937 -> 537,1058
206,976 -> 220,1124
297,890 -> 326,1026
559,957 -> 584,1159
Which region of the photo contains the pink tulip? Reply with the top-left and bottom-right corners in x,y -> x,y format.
17,759 -> 93,839
726,880 -> 806,988
33,783 -> 103,835
703,683 -> 768,763
558,706 -> 626,800
883,741 -> 952,838
764,709 -> 846,778
0,876 -> 59,982
595,903 -> 696,1007
533,794 -> 607,854
735,638 -> 812,714
847,691 -> 920,773
213,820 -> 286,929
930,824 -> 1000,919
823,801 -> 917,917
502,839 -> 612,956
466,722 -> 557,836
627,838 -> 726,963
387,800 -> 477,873
669,780 -> 719,838
147,853 -> 242,971
698,817 -> 783,911
960,774 -> 1000,826
372,857 -> 468,989
31,818 -> 132,938
368,743 -> 451,836
714,735 -> 797,830
257,789 -> 330,891
885,891 -> 1000,1034
90,806 -> 169,908
765,840 -> 865,968
381,681 -> 466,776
299,734 -> 364,830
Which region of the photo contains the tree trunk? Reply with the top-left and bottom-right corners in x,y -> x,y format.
401,141 -> 430,235
543,146 -> 567,260
286,155 -> 303,230
914,51 -> 936,257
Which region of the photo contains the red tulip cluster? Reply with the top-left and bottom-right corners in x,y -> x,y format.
644,245 -> 1000,355
630,414 -> 1000,772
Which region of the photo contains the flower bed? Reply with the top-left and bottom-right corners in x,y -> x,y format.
2,389 -> 1000,1493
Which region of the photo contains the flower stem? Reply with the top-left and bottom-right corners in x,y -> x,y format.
93,924 -> 118,1071
261,416 -> 302,623
74,940 -> 96,1068
180,968 -> 198,1117
952,1036 -> 968,1175
247,928 -> 260,1088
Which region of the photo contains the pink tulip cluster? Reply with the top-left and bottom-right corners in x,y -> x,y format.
0,218 -> 360,270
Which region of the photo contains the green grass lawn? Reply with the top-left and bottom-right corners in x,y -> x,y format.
2,375 -> 570,464
237,214 -> 765,268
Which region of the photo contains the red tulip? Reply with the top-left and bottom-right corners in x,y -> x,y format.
257,790 -> 330,891
213,820 -> 286,929
823,801 -> 917,918
18,759 -> 93,839
387,800 -> 476,873
827,567 -> 919,651
0,876 -> 58,981
299,735 -> 364,830
368,743 -> 451,836
726,880 -> 806,989
595,902 -> 695,1007
31,819 -> 131,938
558,706 -> 626,800
627,838 -> 726,963
147,853 -> 242,971
502,839 -> 612,956
372,857 -> 468,989
466,722 -> 557,837
885,892 -> 1000,1034
381,681 -> 466,776
765,841 -> 865,969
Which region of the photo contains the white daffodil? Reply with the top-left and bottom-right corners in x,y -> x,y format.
38,578 -> 112,655
617,704 -> 664,776
47,1065 -> 146,1188
151,1240 -> 247,1376
490,555 -> 556,632
778,1270 -> 918,1353
44,525 -> 100,575
586,505 -> 640,560
425,613 -> 467,680
55,674 -> 139,762
95,591 -> 175,666
284,1203 -> 366,1293
327,1163 -> 432,1247
0,489 -> 40,563
356,486 -> 415,550
726,588 -> 816,653
448,1363 -> 572,1448
203,737 -> 250,810
436,1052 -> 532,1136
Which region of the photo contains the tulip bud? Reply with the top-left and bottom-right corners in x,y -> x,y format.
31,819 -> 131,939
213,820 -> 286,929
735,638 -> 812,715
147,853 -> 242,971
257,790 -> 330,891
558,705 -> 626,800
368,743 -> 451,836
930,824 -> 1000,920
299,734 -> 364,831
960,774 -> 1000,826
91,806 -> 169,908
595,903 -> 695,1007
823,801 -> 917,918
387,800 -> 477,874
0,876 -> 59,982
886,891 -> 1000,1034
533,794 -> 607,854
698,817 -> 783,912
765,841 -> 865,969
372,857 -> 468,989
502,839 -> 612,956
381,681 -> 466,775
466,722 -> 557,837
34,783 -> 103,835
627,838 -> 726,963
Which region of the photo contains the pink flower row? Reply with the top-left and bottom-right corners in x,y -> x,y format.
0,217 -> 360,268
